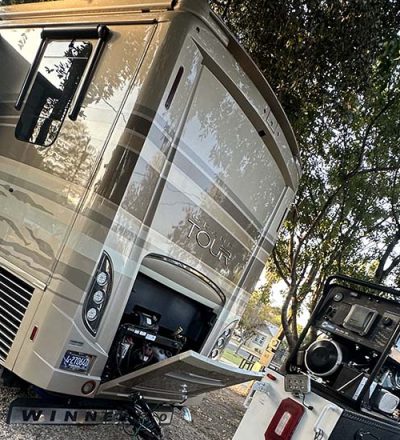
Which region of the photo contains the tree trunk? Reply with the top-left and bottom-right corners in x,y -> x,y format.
281,284 -> 298,351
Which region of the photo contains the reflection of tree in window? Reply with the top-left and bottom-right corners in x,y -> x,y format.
40,120 -> 97,189
2,25 -> 156,193
179,69 -> 284,228
16,40 -> 92,147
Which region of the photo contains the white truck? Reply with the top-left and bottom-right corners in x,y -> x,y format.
234,275 -> 400,440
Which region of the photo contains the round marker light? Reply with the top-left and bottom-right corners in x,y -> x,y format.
81,380 -> 96,395
86,308 -> 98,322
93,290 -> 105,305
217,337 -> 225,348
211,349 -> 219,359
223,328 -> 231,338
96,271 -> 108,286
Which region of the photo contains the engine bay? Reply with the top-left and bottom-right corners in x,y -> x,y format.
285,276 -> 400,422
102,270 -> 217,381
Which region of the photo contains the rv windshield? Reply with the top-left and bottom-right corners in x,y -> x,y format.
15,40 -> 92,147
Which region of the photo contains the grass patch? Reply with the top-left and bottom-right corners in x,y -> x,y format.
222,348 -> 262,371
222,348 -> 263,372
222,348 -> 242,366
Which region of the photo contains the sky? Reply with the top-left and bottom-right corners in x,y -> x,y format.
258,268 -> 311,327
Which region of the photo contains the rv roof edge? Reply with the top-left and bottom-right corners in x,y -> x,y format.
210,10 -> 300,161
0,0 -> 176,20
0,0 -> 300,162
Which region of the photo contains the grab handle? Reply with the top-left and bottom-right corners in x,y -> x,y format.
313,404 -> 341,439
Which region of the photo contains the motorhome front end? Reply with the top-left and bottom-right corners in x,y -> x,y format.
0,0 -> 300,405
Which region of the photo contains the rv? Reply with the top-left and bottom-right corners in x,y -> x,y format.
0,0 -> 300,433
234,276 -> 400,440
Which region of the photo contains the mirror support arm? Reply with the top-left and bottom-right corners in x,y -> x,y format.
15,25 -> 110,116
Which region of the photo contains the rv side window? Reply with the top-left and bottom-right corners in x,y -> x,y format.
15,40 -> 93,147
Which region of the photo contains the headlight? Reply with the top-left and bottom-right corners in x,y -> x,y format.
83,252 -> 113,335
86,308 -> 98,322
211,349 -> 219,359
93,290 -> 105,305
223,328 -> 231,338
217,337 -> 225,348
96,272 -> 109,286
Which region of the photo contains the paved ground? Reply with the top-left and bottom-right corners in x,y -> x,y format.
226,339 -> 249,358
0,386 -> 246,439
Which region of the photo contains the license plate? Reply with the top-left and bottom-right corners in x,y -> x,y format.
60,351 -> 93,373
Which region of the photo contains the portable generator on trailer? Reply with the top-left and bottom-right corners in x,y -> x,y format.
234,275 -> 400,440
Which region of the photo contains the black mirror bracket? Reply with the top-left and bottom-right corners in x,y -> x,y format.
68,25 -> 110,121
15,24 -> 111,120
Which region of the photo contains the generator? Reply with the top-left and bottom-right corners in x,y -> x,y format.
234,275 -> 400,440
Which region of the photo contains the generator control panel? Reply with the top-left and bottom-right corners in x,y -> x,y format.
315,286 -> 400,353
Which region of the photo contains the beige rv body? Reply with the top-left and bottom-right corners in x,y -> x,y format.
0,0 -> 300,403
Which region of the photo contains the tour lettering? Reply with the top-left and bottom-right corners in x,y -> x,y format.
187,219 -> 232,266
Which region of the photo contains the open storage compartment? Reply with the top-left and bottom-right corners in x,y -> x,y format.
100,255 -> 262,401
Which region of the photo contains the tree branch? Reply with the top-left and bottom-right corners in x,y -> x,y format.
354,93 -> 398,171
375,231 -> 400,282
272,248 -> 290,286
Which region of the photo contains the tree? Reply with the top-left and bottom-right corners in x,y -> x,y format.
235,291 -> 280,353
211,0 -> 400,349
370,40 -> 400,285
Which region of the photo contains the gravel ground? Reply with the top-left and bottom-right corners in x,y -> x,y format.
163,387 -> 246,440
0,386 -> 246,440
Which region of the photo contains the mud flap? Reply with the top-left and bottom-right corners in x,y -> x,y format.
97,350 -> 263,402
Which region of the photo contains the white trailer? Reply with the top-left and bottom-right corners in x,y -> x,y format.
234,276 -> 400,440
